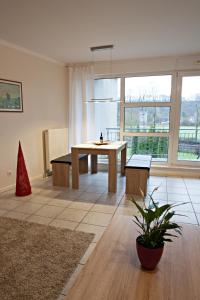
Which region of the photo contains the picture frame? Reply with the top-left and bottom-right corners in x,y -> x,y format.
0,79 -> 23,112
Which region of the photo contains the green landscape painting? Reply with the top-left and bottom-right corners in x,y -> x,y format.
0,79 -> 23,112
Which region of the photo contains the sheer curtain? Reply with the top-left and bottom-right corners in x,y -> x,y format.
68,64 -> 95,149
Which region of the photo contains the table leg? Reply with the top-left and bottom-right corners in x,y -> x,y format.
108,150 -> 117,193
72,148 -> 79,189
91,154 -> 98,174
121,146 -> 127,176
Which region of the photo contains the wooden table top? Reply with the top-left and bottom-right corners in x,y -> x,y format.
65,215 -> 200,300
72,141 -> 127,151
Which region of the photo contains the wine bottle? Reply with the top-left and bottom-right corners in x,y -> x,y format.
100,132 -> 103,143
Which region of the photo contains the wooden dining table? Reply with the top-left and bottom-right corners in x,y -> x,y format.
71,141 -> 127,193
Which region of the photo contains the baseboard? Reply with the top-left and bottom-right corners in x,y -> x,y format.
0,174 -> 44,194
98,162 -> 200,178
151,165 -> 200,178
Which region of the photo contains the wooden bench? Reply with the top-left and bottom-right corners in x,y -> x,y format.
125,154 -> 152,196
51,154 -> 88,187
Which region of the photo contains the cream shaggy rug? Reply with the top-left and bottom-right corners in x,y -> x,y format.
0,217 -> 94,300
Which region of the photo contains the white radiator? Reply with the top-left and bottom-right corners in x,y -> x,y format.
44,128 -> 68,176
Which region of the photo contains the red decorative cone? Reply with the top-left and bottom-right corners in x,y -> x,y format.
16,141 -> 32,196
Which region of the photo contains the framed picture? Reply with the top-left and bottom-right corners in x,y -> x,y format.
0,79 -> 23,112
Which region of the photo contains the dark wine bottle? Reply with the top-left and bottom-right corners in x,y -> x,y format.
100,132 -> 103,143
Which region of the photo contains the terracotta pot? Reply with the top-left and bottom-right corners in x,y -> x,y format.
136,237 -> 164,270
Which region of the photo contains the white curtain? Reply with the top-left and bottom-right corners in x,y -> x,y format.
68,64 -> 95,149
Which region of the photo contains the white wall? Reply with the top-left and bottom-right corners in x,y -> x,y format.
94,54 -> 200,76
0,44 -> 68,191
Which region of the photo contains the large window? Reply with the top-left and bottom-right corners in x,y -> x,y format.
122,75 -> 172,161
91,71 -> 200,166
177,75 -> 200,161
89,78 -> 120,141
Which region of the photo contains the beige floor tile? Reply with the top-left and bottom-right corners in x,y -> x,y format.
167,177 -> 184,183
166,181 -> 186,188
189,195 -> 200,203
119,194 -> 144,206
79,242 -> 97,264
188,189 -> 200,196
50,219 -> 78,230
0,199 -> 21,210
28,195 -> 52,204
175,202 -> 194,213
78,192 -> 102,202
85,186 -> 107,193
82,211 -> 113,226
4,211 -> 30,220
184,178 -> 200,185
27,215 -> 52,225
167,187 -> 188,195
47,199 -> 72,207
40,189 -> 61,198
57,190 -> 82,200
91,204 -> 117,214
0,190 -> 21,200
115,206 -> 138,216
57,208 -> 88,222
196,213 -> 200,225
76,223 -> 105,242
15,202 -> 43,214
192,203 -> 200,214
167,193 -> 190,202
97,193 -> 122,205
172,212 -> 198,225
148,192 -> 168,201
35,205 -> 65,218
68,201 -> 94,211
148,185 -> 167,193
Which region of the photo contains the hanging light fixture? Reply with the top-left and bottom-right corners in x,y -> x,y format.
89,44 -> 115,103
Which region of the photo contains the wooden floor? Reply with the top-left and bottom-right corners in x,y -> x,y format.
65,215 -> 200,300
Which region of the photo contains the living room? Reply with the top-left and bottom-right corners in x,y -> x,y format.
0,1 -> 200,299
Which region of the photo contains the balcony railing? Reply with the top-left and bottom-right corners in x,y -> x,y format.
106,127 -> 200,160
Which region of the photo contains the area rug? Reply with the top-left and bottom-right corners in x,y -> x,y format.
0,217 -> 94,300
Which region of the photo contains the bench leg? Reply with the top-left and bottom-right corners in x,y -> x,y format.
52,163 -> 70,187
79,155 -> 88,174
91,154 -> 98,174
125,168 -> 149,196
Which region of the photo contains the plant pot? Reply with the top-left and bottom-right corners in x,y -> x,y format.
136,237 -> 164,270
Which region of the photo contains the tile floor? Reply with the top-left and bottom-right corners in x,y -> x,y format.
0,172 -> 200,299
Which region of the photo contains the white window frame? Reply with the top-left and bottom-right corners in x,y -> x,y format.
94,70 -> 200,167
120,72 -> 175,164
171,71 -> 200,166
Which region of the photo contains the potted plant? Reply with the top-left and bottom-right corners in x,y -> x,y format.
130,187 -> 184,270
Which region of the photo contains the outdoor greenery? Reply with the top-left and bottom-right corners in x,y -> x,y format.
130,188 -> 184,248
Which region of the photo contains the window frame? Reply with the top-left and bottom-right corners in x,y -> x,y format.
120,72 -> 175,163
171,71 -> 200,166
93,70 -> 200,166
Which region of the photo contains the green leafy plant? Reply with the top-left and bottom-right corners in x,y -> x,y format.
130,187 -> 185,248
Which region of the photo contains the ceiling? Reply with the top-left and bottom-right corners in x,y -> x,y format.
0,0 -> 200,64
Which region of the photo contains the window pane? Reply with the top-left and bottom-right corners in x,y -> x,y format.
125,75 -> 171,102
94,78 -> 120,101
125,136 -> 168,161
178,76 -> 200,161
89,102 -> 120,141
124,107 -> 170,133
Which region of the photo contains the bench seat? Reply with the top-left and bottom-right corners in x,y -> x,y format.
51,154 -> 88,187
125,155 -> 152,196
